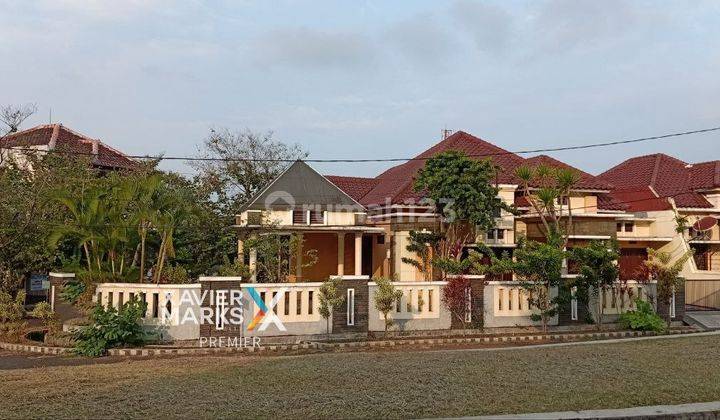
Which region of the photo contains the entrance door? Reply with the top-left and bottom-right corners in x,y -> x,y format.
362,236 -> 373,276
619,248 -> 648,280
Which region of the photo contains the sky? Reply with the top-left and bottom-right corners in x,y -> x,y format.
1,0 -> 719,178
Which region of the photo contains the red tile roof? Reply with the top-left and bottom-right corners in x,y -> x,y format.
524,155 -> 613,190
327,131 -> 611,206
598,153 -> 715,209
0,124 -> 136,169
324,176 -> 379,202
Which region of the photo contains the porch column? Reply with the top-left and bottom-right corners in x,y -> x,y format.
296,232 -> 303,280
337,232 -> 345,276
354,233 -> 363,276
249,234 -> 257,283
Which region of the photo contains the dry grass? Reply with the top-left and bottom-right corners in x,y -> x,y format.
2,335 -> 720,419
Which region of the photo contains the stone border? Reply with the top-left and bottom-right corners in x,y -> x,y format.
0,327 -> 700,358
0,341 -> 70,355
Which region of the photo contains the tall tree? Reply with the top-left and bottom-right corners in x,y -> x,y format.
192,128 -> 307,214
414,151 -> 508,232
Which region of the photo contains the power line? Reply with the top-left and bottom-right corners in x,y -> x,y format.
2,126 -> 719,163
0,190 -> 709,231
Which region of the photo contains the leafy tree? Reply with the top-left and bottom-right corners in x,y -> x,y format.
192,128 -> 307,215
442,276 -> 473,328
373,277 -> 403,334
644,248 -> 693,325
414,151 -> 508,231
318,277 -> 345,334
0,152 -> 97,278
569,240 -> 620,329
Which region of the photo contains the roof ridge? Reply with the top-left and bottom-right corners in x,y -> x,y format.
1,124 -> 56,139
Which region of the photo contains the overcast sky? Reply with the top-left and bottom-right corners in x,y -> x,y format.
2,0 -> 719,177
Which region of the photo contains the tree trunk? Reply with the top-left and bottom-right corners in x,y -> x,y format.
139,226 -> 147,283
82,242 -> 92,273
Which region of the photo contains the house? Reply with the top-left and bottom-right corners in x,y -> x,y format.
234,131 -> 692,328
599,154 -> 720,310
0,123 -> 137,170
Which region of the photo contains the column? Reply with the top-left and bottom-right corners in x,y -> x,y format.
237,239 -> 244,263
295,232 -> 303,280
249,248 -> 257,283
354,233 -> 363,276
337,232 -> 345,276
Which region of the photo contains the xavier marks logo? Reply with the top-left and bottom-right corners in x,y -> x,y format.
175,287 -> 287,333
245,287 -> 287,332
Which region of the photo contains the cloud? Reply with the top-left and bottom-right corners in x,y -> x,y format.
384,14 -> 458,65
450,0 -> 514,54
251,27 -> 376,69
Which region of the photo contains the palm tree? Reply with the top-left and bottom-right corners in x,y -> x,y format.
131,174 -> 162,282
49,186 -> 107,274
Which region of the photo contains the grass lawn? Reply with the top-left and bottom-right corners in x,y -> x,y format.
2,334 -> 720,419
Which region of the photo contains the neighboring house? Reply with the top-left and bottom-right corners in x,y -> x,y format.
0,123 -> 137,170
236,131 -> 642,282
599,154 -> 720,310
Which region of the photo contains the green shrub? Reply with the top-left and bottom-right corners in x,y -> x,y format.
618,299 -> 666,332
0,321 -> 28,343
158,265 -> 192,284
30,302 -> 59,331
0,290 -> 25,322
74,297 -> 147,357
216,259 -> 251,278
59,280 -> 85,305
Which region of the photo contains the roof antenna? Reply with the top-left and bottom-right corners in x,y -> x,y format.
442,127 -> 453,140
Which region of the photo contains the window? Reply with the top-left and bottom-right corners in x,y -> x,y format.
616,223 -> 623,232
347,289 -> 355,326
624,223 -> 634,233
556,196 -> 569,206
496,229 -> 505,240
486,230 -> 496,240
292,210 -> 307,225
309,210 -> 325,225
377,235 -> 386,245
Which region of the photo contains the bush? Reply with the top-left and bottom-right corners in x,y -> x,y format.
30,301 -> 59,331
0,290 -> 25,322
158,265 -> 192,284
74,297 -> 147,357
0,321 -> 28,342
618,299 -> 666,332
216,259 -> 251,278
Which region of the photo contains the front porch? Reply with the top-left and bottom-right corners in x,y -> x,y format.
238,225 -> 387,282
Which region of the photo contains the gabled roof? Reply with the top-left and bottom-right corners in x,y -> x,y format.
598,153 -> 715,209
244,160 -> 365,211
326,131 -> 611,206
0,124 -> 136,169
